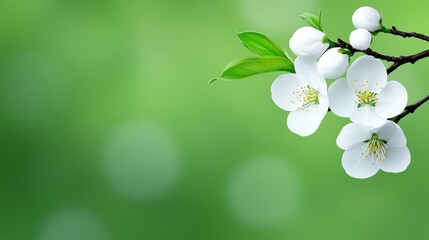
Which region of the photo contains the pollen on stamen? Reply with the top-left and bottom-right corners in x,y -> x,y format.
361,134 -> 388,164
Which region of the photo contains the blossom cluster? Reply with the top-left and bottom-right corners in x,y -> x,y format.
212,6 -> 427,179
273,6 -> 410,179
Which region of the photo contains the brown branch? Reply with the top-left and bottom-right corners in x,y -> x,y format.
391,95 -> 429,123
386,50 -> 429,74
333,38 -> 429,75
384,26 -> 429,42
333,39 -> 399,62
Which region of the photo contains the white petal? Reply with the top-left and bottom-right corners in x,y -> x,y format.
336,123 -> 373,150
375,81 -> 408,118
318,93 -> 329,110
342,142 -> 380,179
350,105 -> 386,128
379,146 -> 410,173
295,56 -> 327,94
287,98 -> 328,137
317,48 -> 349,79
289,27 -> 329,58
375,120 -> 407,147
271,74 -> 307,111
352,6 -> 382,32
349,28 -> 372,51
347,55 -> 387,93
328,78 -> 358,117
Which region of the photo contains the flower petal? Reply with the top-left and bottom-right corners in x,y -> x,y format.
375,81 -> 408,118
349,28 -> 372,51
336,123 -> 373,150
295,56 -> 327,94
289,27 -> 328,58
287,98 -> 328,137
317,48 -> 349,79
352,6 -> 382,32
271,74 -> 308,111
375,120 -> 407,147
342,143 -> 380,179
347,55 -> 387,93
328,78 -> 358,117
350,105 -> 386,128
379,146 -> 410,173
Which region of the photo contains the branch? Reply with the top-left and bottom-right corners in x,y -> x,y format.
386,50 -> 429,74
333,39 -> 399,62
384,26 -> 429,42
391,95 -> 429,123
334,38 -> 429,74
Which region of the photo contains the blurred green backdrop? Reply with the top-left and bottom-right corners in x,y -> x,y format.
0,0 -> 428,239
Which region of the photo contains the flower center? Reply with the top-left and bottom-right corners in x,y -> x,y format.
356,91 -> 379,107
352,79 -> 380,108
360,133 -> 388,165
291,85 -> 319,111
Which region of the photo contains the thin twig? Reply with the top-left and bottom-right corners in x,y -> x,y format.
391,95 -> 429,123
386,50 -> 429,74
333,39 -> 399,62
385,26 -> 429,42
334,38 -> 429,74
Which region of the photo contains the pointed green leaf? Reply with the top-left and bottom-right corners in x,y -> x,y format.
237,31 -> 290,59
318,9 -> 323,31
298,12 -> 323,32
210,56 -> 295,83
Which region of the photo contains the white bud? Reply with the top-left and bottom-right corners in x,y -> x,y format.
349,28 -> 372,50
317,47 -> 349,79
289,27 -> 329,59
352,6 -> 382,32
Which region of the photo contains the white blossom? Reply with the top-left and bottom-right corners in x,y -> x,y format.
352,6 -> 382,32
289,27 -> 329,59
328,55 -> 407,128
317,47 -> 349,79
271,57 -> 328,136
349,28 -> 372,51
337,121 -> 410,179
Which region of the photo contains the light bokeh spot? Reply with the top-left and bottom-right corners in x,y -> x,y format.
104,121 -> 180,200
238,0 -> 318,32
228,156 -> 301,228
39,208 -> 108,240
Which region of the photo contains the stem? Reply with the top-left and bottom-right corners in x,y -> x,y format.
385,26 -> 429,42
386,50 -> 429,74
334,38 -> 429,74
334,39 -> 398,62
391,95 -> 429,123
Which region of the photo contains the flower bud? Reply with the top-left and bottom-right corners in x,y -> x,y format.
349,28 -> 372,50
317,47 -> 349,79
289,27 -> 329,59
352,6 -> 382,32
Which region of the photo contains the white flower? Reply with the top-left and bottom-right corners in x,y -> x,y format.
328,55 -> 407,128
271,56 -> 328,136
352,6 -> 382,32
337,121 -> 410,179
349,28 -> 372,50
289,27 -> 329,59
317,47 -> 349,79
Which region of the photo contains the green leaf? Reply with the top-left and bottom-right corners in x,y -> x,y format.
237,31 -> 290,59
210,56 -> 294,83
318,9 -> 323,31
298,12 -> 323,32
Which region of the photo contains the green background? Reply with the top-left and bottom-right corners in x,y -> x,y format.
0,0 -> 428,239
